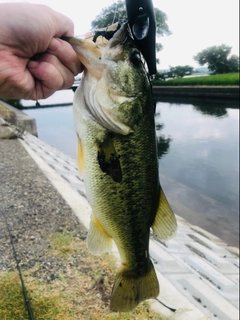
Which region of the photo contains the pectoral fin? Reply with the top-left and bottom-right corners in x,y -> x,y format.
77,136 -> 84,178
152,188 -> 177,241
87,214 -> 112,255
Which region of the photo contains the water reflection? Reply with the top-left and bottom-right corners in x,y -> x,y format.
156,135 -> 172,159
155,108 -> 172,160
192,101 -> 228,118
156,100 -> 239,246
155,120 -> 172,159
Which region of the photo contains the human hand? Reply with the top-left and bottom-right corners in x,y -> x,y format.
0,3 -> 82,100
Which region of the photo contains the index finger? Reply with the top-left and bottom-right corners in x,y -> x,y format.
47,38 -> 83,75
53,10 -> 75,37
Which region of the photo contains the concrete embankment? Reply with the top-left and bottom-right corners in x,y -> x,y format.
0,100 -> 37,137
152,86 -> 239,100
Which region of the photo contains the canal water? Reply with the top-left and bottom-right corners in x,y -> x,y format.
24,96 -> 239,247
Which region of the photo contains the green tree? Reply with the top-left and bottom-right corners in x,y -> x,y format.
91,0 -> 126,29
91,0 -> 171,53
227,54 -> 240,73
155,65 -> 193,80
155,72 -> 168,80
168,65 -> 193,78
194,44 -> 239,74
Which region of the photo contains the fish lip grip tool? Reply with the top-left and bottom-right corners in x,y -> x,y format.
125,0 -> 157,76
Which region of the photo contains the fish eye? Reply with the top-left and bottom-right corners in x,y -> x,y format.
130,51 -> 142,67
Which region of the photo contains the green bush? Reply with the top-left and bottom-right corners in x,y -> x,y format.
1,98 -> 23,108
153,73 -> 239,86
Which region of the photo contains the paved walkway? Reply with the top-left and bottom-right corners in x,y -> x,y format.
19,132 -> 239,320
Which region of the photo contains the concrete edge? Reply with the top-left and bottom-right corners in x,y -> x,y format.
19,138 -> 91,229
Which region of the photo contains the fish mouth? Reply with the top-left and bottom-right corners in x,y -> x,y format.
70,23 -> 146,135
64,23 -> 131,78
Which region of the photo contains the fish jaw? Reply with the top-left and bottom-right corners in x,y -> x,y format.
66,37 -> 105,79
65,24 -> 126,80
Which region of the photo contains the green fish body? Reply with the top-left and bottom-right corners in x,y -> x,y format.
68,23 -> 177,312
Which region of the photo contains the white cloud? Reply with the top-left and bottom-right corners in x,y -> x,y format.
154,0 -> 239,69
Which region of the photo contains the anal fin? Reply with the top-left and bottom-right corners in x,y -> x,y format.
152,187 -> 177,241
87,214 -> 112,255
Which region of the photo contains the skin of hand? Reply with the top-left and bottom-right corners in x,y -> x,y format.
0,3 -> 82,100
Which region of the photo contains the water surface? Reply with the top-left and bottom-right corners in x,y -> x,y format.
156,101 -> 239,210
25,98 -> 239,246
155,100 -> 239,246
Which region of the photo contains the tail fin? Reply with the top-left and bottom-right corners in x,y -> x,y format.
110,259 -> 159,312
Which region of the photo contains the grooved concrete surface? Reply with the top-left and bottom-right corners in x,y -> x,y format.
20,133 -> 239,320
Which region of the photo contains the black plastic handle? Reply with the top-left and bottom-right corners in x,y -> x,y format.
125,0 -> 157,76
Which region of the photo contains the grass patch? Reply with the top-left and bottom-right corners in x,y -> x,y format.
153,72 -> 239,86
0,104 -> 16,123
0,272 -> 60,320
0,232 -> 170,319
49,229 -> 77,257
0,272 -> 29,320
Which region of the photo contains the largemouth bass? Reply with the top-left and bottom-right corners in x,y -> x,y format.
66,23 -> 177,312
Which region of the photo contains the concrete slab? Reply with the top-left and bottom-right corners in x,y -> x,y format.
166,274 -> 239,320
173,254 -> 239,300
184,242 -> 239,274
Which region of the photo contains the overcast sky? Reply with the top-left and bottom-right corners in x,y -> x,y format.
1,0 -> 239,70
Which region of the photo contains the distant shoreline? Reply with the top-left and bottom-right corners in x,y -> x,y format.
152,86 -> 239,100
